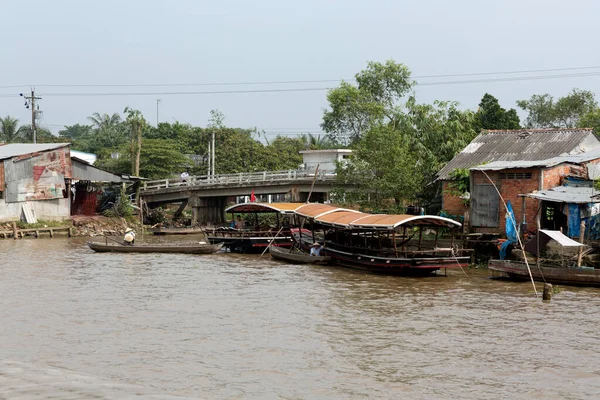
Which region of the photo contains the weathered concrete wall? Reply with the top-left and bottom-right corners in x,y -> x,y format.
0,198 -> 70,222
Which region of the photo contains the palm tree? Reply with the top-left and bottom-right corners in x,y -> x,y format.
0,115 -> 25,143
87,112 -> 122,130
299,133 -> 334,150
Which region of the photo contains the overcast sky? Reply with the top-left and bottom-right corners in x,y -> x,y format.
2,0 -> 600,137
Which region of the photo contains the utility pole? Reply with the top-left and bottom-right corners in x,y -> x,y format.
211,129 -> 215,177
20,89 -> 42,143
156,98 -> 161,126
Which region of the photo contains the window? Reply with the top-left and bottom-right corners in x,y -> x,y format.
499,172 -> 532,180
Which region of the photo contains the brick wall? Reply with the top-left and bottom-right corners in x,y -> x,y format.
471,169 -> 540,234
441,181 -> 468,217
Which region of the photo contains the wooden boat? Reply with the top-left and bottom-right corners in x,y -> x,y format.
207,202 -> 304,253
291,205 -> 470,276
489,260 -> 600,287
268,244 -> 330,264
489,229 -> 600,287
87,241 -> 223,254
148,227 -> 204,235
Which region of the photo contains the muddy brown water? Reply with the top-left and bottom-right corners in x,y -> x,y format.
1,236 -> 599,399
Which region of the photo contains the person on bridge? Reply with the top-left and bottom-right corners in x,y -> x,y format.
310,242 -> 323,256
124,228 -> 136,245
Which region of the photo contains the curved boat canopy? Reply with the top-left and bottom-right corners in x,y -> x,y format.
294,203 -> 361,219
225,202 -> 305,214
347,214 -> 462,230
314,210 -> 368,228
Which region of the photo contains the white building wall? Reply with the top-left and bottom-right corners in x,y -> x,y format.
301,150 -> 352,173
0,198 -> 70,222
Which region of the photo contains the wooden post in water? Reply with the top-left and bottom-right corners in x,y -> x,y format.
12,222 -> 17,240
577,221 -> 586,267
543,283 -> 553,301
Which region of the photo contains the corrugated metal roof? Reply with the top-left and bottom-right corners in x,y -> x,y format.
72,159 -> 125,182
437,129 -> 598,180
471,147 -> 600,171
0,143 -> 70,160
523,186 -> 599,204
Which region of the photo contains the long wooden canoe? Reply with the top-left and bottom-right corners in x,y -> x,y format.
269,244 -> 330,264
87,241 -> 223,254
148,227 -> 205,235
489,259 -> 600,287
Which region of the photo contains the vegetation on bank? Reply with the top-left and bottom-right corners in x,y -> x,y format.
2,60 -> 600,213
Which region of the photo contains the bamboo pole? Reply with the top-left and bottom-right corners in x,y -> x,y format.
577,220 -> 586,267
261,226 -> 285,256
474,169 -> 538,297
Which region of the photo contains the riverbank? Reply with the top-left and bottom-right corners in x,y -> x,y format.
0,216 -> 142,239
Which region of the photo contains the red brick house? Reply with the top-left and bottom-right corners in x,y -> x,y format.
436,128 -> 600,233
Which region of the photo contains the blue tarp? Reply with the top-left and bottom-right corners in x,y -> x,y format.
567,204 -> 581,238
500,200 -> 518,260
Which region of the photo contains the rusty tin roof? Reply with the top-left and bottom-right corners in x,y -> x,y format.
437,129 -> 598,180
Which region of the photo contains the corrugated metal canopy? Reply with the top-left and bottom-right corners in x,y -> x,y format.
72,158 -> 125,182
225,202 -> 304,214
523,186 -> 599,204
0,143 -> 70,160
313,210 -> 368,227
295,203 -> 359,219
437,129 -> 597,180
347,214 -> 462,230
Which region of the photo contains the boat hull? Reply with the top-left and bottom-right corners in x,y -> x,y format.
268,245 -> 330,264
489,259 -> 600,287
323,247 -> 470,276
208,235 -> 293,253
87,242 -> 223,254
148,228 -> 205,235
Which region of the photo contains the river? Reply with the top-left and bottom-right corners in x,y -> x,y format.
0,237 -> 599,399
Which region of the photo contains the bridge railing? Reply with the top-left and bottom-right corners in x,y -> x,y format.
141,169 -> 336,191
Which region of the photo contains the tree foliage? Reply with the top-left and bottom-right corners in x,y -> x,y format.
322,60 -> 414,144
474,93 -> 520,131
334,126 -> 421,212
0,116 -> 24,143
517,89 -> 597,128
327,61 -> 477,210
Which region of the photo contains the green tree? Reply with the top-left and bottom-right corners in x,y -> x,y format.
474,93 -> 520,131
578,108 -> 600,133
322,60 -> 414,144
88,112 -> 122,130
517,89 -> 597,128
334,126 -> 421,211
58,123 -> 93,141
0,116 -> 24,143
299,133 -> 335,150
264,136 -> 304,170
124,107 -> 146,176
140,139 -> 190,179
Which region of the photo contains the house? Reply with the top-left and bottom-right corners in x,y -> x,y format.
521,178 -> 600,239
0,143 -> 129,222
300,149 -> 352,174
436,128 -> 600,234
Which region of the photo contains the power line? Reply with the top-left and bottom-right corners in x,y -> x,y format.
2,65 -> 600,89
0,70 -> 598,99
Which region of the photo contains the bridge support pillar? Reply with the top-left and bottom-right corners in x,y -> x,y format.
190,196 -> 226,226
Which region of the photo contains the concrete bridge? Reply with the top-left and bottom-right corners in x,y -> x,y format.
139,170 -> 345,224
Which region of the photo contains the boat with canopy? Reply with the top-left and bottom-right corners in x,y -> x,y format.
206,202 -> 305,253
292,204 -> 470,275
